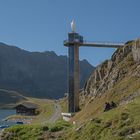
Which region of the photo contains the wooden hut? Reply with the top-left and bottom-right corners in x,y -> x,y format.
15,102 -> 38,115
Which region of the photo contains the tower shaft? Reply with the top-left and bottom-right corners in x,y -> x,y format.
68,45 -> 79,112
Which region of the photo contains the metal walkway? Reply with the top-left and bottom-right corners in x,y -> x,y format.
82,41 -> 124,48
64,40 -> 124,48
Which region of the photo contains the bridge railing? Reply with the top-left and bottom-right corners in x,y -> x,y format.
83,40 -> 124,46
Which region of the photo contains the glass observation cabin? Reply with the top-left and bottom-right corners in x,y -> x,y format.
64,32 -> 83,46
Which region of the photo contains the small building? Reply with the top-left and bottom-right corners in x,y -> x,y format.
15,102 -> 38,116
61,112 -> 74,121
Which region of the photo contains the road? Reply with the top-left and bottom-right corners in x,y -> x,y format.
46,101 -> 62,123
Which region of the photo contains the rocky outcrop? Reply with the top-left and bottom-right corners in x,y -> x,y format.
83,39 -> 140,100
132,39 -> 140,62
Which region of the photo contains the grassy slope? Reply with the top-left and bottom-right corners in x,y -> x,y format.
63,95 -> 140,140
2,95 -> 140,140
59,97 -> 68,113
6,94 -> 140,140
72,74 -> 140,124
1,120 -> 71,140
63,73 -> 140,139
6,97 -> 55,125
27,98 -> 55,124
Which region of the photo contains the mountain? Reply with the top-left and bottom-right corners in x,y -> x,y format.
0,43 -> 94,99
62,39 -> 140,139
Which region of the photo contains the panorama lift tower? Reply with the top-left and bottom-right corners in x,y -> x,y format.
64,20 -> 124,113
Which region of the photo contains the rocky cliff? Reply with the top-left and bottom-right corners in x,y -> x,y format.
0,43 -> 94,99
82,39 -> 140,98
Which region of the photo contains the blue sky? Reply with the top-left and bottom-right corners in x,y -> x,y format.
0,0 -> 140,66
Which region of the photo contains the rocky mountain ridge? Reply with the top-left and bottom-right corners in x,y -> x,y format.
0,43 -> 94,99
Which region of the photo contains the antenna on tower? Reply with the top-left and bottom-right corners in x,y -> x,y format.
71,20 -> 76,32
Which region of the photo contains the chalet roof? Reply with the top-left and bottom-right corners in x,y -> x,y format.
15,102 -> 38,109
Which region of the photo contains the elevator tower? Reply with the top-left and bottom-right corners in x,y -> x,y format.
64,20 -> 83,112
64,20 -> 124,113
